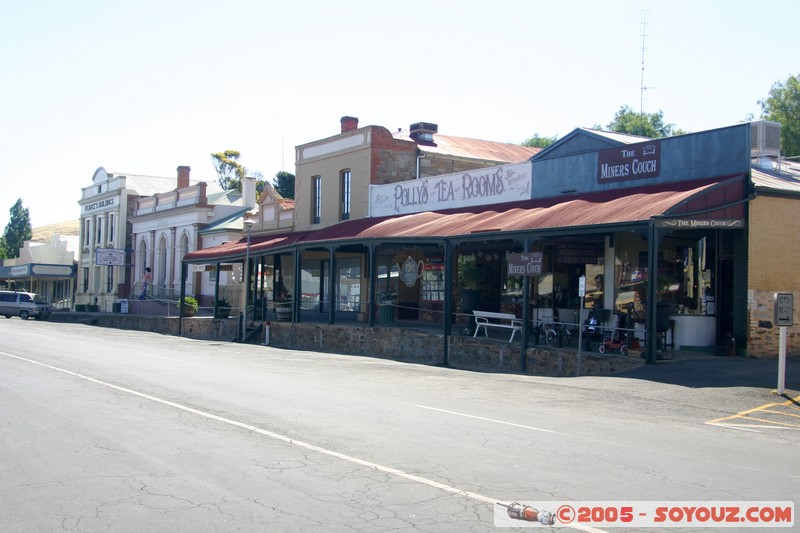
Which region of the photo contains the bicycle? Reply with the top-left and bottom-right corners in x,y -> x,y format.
557,321 -> 578,347
535,319 -> 559,346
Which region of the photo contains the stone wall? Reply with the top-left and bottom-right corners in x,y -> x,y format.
268,322 -> 644,376
748,289 -> 799,357
48,313 -> 644,376
50,313 -> 240,341
268,322 -> 446,365
447,334 -> 644,377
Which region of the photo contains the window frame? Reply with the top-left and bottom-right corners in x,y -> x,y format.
340,169 -> 351,221
311,176 -> 322,224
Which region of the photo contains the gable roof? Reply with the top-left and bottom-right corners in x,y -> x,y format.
533,127 -> 650,161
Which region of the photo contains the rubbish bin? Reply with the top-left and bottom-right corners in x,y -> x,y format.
380,303 -> 394,324
112,302 -> 121,313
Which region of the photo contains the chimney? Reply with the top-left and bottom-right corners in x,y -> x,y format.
198,181 -> 207,203
177,165 -> 191,189
243,176 -> 257,209
409,122 -> 438,142
340,116 -> 359,133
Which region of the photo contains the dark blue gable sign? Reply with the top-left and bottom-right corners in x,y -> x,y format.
597,139 -> 661,183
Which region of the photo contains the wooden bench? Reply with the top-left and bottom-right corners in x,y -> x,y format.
473,310 -> 523,342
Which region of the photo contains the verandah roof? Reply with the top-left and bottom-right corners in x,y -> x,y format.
183,176 -> 746,264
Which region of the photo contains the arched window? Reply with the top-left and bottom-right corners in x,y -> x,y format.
180,233 -> 190,258
138,238 -> 148,279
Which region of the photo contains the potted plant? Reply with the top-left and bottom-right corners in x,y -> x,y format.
179,295 -> 199,317
275,299 -> 292,321
457,254 -> 482,290
457,254 -> 483,332
214,299 -> 232,319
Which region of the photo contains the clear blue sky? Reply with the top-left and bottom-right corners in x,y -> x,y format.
1,0 -> 797,229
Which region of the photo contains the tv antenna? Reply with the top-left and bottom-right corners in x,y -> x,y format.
639,10 -> 653,131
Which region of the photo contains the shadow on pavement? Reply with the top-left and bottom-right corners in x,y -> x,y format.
610,354 -> 800,391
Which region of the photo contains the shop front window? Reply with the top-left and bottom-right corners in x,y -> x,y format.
337,256 -> 360,311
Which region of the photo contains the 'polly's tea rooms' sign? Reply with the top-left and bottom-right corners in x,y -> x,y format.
369,162 -> 532,217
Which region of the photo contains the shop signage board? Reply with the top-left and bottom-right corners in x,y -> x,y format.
655,219 -> 745,229
507,252 -> 543,276
369,162 -> 532,217
95,248 -> 126,266
597,139 -> 661,183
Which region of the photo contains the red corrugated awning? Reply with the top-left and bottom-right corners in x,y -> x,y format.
300,176 -> 745,244
183,231 -> 313,263
183,176 -> 746,263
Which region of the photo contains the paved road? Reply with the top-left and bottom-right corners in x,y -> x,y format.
1,319 -> 798,532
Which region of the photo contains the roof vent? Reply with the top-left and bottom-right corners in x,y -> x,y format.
750,120 -> 781,158
409,122 -> 438,142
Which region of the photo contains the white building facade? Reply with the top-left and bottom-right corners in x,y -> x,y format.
130,166 -> 243,304
77,166 -> 206,311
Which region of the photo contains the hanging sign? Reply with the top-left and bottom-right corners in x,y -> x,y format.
507,252 -> 543,276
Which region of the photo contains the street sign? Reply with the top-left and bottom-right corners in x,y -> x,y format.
578,275 -> 586,297
775,293 -> 793,326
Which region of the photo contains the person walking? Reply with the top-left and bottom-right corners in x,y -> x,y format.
139,267 -> 152,300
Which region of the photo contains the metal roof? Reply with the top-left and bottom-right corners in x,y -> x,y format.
184,231 -> 314,263
393,131 -> 540,163
751,160 -> 800,194
184,177 -> 743,264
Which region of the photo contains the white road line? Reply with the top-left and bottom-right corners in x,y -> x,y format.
3,351 -> 607,532
415,404 -> 555,433
138,352 -> 192,363
0,355 -> 493,503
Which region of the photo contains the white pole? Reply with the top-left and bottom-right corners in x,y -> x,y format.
241,222 -> 252,342
778,326 -> 787,396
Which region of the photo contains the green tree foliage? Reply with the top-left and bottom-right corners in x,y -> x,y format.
759,73 -> 800,157
605,105 -> 684,138
211,150 -> 269,199
273,171 -> 295,199
2,199 -> 33,259
522,134 -> 558,149
211,150 -> 246,191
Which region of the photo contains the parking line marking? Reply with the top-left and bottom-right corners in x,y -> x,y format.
1,350 -> 608,529
415,404 -> 555,433
707,394 -> 800,431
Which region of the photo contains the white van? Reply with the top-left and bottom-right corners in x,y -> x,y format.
0,290 -> 52,320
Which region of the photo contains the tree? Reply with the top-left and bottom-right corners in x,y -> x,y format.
273,171 -> 295,199
604,105 -> 684,138
211,150 -> 246,191
211,150 -> 270,200
2,199 -> 33,259
758,73 -> 800,157
522,134 -> 558,149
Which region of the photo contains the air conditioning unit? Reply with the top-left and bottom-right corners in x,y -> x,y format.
750,120 -> 781,158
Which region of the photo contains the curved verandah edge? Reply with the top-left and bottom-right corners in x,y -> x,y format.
178,175 -> 750,367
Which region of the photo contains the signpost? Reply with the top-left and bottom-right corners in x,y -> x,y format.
577,276 -> 586,376
774,293 -> 793,395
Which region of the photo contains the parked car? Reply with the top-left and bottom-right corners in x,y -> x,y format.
0,290 -> 52,320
